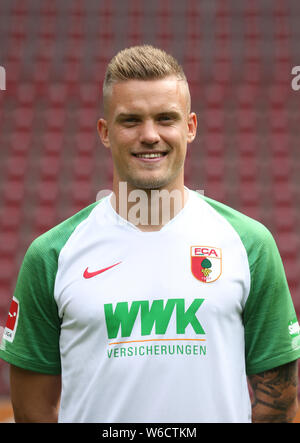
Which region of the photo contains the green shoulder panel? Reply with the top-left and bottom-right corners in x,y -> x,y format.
0,201 -> 99,374
196,192 -> 300,374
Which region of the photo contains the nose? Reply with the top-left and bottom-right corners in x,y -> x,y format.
139,119 -> 160,146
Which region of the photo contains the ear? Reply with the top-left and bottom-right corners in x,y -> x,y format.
187,112 -> 197,144
97,118 -> 110,149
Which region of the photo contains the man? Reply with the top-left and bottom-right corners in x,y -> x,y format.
1,45 -> 300,423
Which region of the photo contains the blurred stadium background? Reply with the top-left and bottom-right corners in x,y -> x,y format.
0,0 -> 300,422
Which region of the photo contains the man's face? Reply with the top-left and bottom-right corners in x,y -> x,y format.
98,76 -> 197,191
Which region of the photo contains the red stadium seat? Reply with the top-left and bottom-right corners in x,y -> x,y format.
268,133 -> 290,155
72,155 -> 94,180
79,84 -> 100,107
2,180 -> 25,206
5,155 -> 28,181
39,155 -> 62,180
273,206 -> 297,233
237,108 -> 257,133
236,84 -> 259,108
76,108 -> 98,132
204,156 -> 225,182
16,83 -> 36,106
202,133 -> 226,156
13,107 -> 34,132
44,107 -> 67,132
235,133 -> 260,156
47,83 -> 69,107
271,184 -> 294,208
0,231 -> 19,258
205,182 -> 227,204
238,182 -> 261,208
204,109 -> 225,132
267,83 -> 290,108
42,132 -> 64,156
74,132 -> 97,155
276,232 -> 299,260
204,84 -> 228,109
68,179 -> 94,209
37,180 -> 59,205
32,205 -> 59,235
270,156 -> 292,183
0,259 -> 15,286
9,133 -> 32,155
238,155 -> 259,183
0,206 -> 23,232
269,108 -> 289,132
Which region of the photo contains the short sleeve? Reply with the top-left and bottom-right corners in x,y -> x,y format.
0,238 -> 61,374
243,226 -> 300,375
198,194 -> 300,376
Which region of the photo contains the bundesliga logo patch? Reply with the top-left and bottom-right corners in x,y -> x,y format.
191,246 -> 222,283
3,297 -> 19,343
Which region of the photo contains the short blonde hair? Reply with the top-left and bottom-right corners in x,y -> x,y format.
103,45 -> 190,115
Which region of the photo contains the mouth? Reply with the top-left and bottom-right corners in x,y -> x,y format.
132,152 -> 168,162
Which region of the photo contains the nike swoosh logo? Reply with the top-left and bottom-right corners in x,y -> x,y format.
83,262 -> 122,279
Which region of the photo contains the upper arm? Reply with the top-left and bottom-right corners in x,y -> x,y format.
248,360 -> 299,423
10,365 -> 61,423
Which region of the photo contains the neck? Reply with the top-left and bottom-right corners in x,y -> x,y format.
111,181 -> 188,232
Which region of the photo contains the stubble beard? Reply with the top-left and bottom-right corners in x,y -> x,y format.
124,156 -> 185,192
128,175 -> 169,191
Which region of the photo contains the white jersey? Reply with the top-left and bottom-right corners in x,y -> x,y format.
1,189 -> 300,422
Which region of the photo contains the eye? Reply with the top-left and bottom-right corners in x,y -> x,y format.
126,117 -> 139,122
158,113 -> 180,124
122,117 -> 140,125
158,115 -> 172,122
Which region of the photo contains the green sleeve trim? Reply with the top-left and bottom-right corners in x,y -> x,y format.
246,349 -> 300,375
0,349 -> 61,375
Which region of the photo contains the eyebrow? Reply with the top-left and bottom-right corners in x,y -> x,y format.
115,110 -> 182,121
115,113 -> 140,121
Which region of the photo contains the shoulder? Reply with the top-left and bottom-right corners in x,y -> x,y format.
200,193 -> 270,238
24,201 -> 100,268
194,192 -> 277,258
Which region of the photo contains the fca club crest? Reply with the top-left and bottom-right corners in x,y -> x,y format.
191,246 -> 222,283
